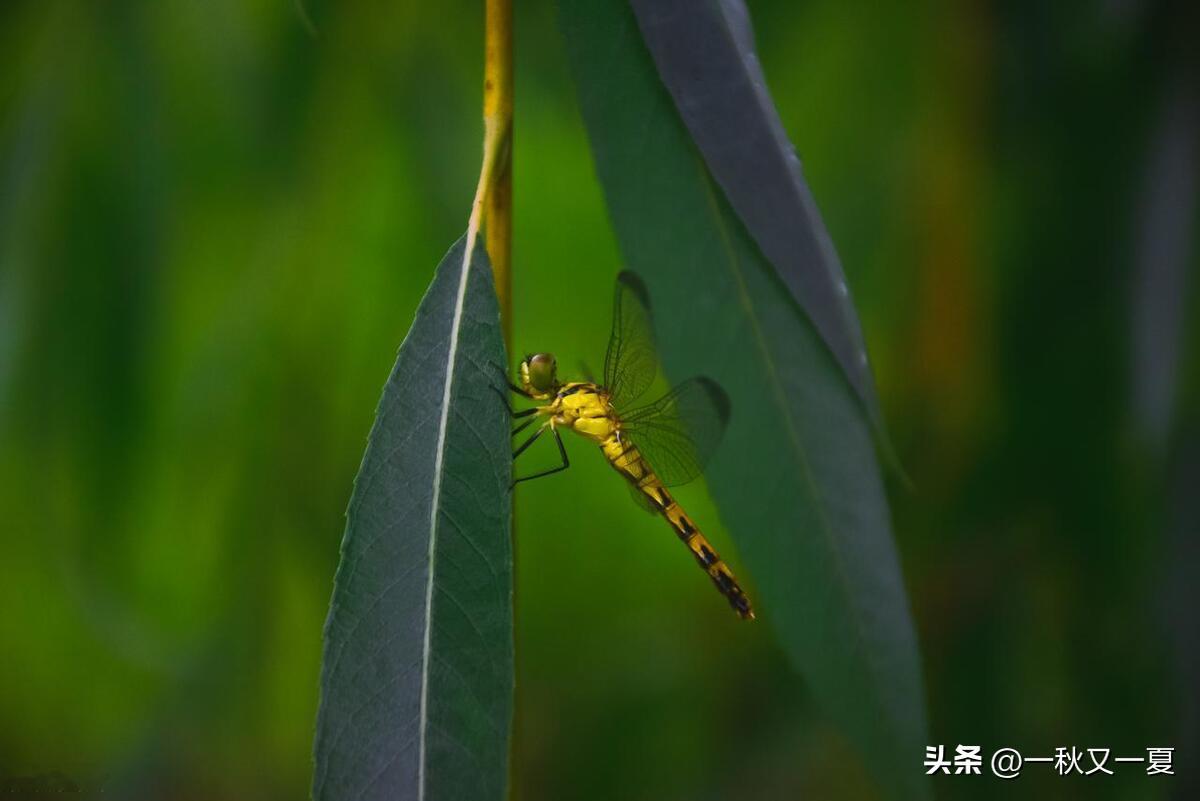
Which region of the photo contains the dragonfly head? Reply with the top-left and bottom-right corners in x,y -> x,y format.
520,352 -> 560,399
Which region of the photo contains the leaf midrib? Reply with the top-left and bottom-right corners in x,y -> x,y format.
417,242 -> 476,801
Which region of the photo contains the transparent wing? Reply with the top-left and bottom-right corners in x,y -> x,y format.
603,272 -> 659,409
621,377 -> 731,487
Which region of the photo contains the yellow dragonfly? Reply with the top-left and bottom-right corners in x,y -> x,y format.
504,272 -> 754,619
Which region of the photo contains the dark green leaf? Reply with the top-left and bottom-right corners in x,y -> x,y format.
628,0 -> 879,418
559,3 -> 928,798
312,235 -> 513,801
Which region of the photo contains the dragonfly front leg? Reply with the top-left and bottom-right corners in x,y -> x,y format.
488,360 -> 535,400
489,382 -> 537,417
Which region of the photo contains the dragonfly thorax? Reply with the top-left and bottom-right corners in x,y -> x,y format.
552,382 -> 617,443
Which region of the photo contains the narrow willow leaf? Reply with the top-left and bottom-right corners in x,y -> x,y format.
1131,80 -> 1197,445
559,3 -> 928,799
627,0 -> 878,419
312,235 -> 512,801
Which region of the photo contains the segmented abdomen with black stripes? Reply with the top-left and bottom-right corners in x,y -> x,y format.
600,434 -> 754,619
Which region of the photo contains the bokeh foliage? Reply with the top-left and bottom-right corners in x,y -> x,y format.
0,1 -> 1194,800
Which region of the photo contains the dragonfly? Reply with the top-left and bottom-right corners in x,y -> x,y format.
503,272 -> 754,619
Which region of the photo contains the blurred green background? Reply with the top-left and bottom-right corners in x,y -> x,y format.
1,1 -> 1196,799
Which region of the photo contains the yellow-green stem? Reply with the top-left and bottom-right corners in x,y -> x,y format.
482,0 -> 513,350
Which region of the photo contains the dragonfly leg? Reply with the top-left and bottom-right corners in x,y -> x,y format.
504,380 -> 534,399
489,383 -> 531,416
512,415 -> 538,438
513,426 -> 570,487
488,360 -> 535,399
513,421 -> 549,460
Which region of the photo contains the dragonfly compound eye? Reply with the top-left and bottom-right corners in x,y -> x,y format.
525,353 -> 558,394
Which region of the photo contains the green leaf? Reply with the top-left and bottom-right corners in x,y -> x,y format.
559,3 -> 928,799
627,0 -> 879,419
312,235 -> 513,801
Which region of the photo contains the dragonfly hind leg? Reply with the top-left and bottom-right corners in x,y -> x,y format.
511,414 -> 538,438
512,424 -> 570,487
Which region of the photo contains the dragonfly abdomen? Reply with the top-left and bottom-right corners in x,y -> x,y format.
603,438 -> 754,619
661,495 -> 754,620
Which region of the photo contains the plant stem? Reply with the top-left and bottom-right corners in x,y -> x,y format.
479,6 -> 518,798
482,0 -> 513,349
